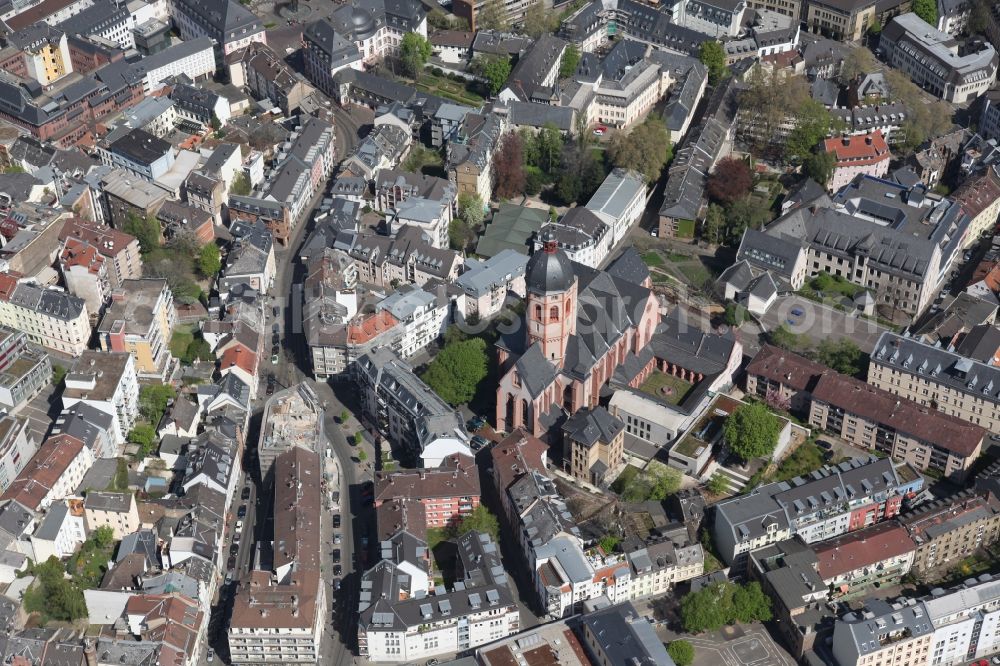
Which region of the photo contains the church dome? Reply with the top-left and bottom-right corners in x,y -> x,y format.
349,7 -> 376,38
526,229 -> 574,294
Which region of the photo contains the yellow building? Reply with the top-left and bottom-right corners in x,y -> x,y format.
7,24 -> 73,85
562,406 -> 625,487
97,278 -> 176,379
805,0 -> 876,42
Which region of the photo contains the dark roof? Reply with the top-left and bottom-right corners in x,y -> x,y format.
109,128 -> 171,165
955,324 -> 1000,364
578,601 -> 671,666
606,247 -> 650,285
525,235 -> 576,294
563,406 -> 624,448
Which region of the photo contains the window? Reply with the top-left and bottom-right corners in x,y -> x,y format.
550,306 -> 559,321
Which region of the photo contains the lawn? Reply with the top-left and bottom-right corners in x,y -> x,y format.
642,251 -> 664,267
639,370 -> 693,405
169,325 -> 195,358
413,72 -> 484,106
773,440 -> 826,482
676,259 -> 713,287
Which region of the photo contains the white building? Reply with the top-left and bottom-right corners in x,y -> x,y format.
0,415 -> 38,495
61,351 -> 140,447
30,502 -> 86,561
126,36 -> 215,93
376,285 -> 449,361
454,250 -> 528,320
0,280 -> 90,356
533,210 -> 612,269
585,168 -> 647,247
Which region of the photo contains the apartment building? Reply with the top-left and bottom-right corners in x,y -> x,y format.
228,447 -> 324,665
99,128 -> 174,181
58,219 -> 143,288
374,285 -> 449,360
899,489 -> 1000,574
5,23 -> 72,85
373,454 -> 480,529
578,602 -> 675,666
446,111 -> 507,204
810,372 -> 985,480
804,0 -> 877,42
84,491 -> 139,538
582,40 -> 667,131
833,598 -> 933,666
0,414 -> 38,495
562,406 -> 625,488
59,236 -> 111,320
585,168 -> 647,249
0,275 -> 89,356
454,250 -> 528,320
230,41 -> 314,114
0,434 -> 93,512
951,164 -> 1000,247
746,0 -> 801,19
0,328 -> 51,411
880,12 -> 997,104
533,209 -> 612,269
97,279 -> 176,380
813,522 -> 916,594
356,347 -> 471,467
713,456 -> 922,568
124,36 -> 215,93
869,331 -> 1000,432
168,0 -> 266,57
301,18 -> 362,98
624,537 -> 704,600
745,344 -> 830,414
348,227 -> 462,290
62,351 -> 140,447
823,132 -> 891,193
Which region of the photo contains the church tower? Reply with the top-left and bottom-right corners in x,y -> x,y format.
524,230 -> 577,367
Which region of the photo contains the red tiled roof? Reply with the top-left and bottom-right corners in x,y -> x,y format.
374,454 -> 479,503
824,131 -> 890,166
490,429 -> 548,493
61,237 -> 106,275
954,166 -> 1000,220
812,373 -> 985,458
220,345 -> 257,376
0,272 -> 18,301
346,310 -> 399,344
0,434 -> 85,511
813,522 -> 915,581
746,344 -> 829,392
59,218 -> 137,257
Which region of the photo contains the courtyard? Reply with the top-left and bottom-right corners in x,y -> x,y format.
638,369 -> 694,405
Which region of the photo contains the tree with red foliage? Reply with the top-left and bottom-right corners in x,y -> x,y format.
492,133 -> 526,200
706,157 -> 753,205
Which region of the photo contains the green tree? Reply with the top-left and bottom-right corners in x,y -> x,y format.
608,117 -> 671,183
868,18 -> 882,35
197,242 -> 221,278
723,402 -> 782,461
707,473 -> 730,495
840,47 -> 877,84
699,41 -> 729,84
3,164 -> 26,174
667,640 -> 695,666
803,150 -> 837,186
454,505 -> 500,540
124,212 -> 161,253
723,302 -> 746,327
702,203 -> 725,245
184,337 -> 213,363
231,171 -> 251,196
534,123 -> 563,175
139,383 -> 177,424
210,114 -> 221,131
598,535 -> 621,553
26,557 -> 86,621
458,192 -> 486,228
784,99 -> 835,162
340,410 -> 350,423
815,339 -> 866,376
477,55 -> 512,96
681,581 -> 734,633
358,449 -> 367,462
476,0 -> 509,31
723,196 -> 772,244
354,432 -> 364,446
768,324 -> 804,351
648,464 -> 682,500
970,0 -> 990,33
559,44 -> 580,78
523,1 -> 561,38
52,364 -> 68,387
732,581 -> 773,623
421,338 -> 489,405
128,424 -> 157,458
913,0 -> 937,26
400,32 -> 432,77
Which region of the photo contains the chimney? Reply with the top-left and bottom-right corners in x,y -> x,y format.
842,136 -> 851,146
865,134 -> 873,145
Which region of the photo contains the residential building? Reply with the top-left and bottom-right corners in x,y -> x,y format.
101,170 -> 171,228
301,249 -> 362,379
534,208 -> 612,269
84,491 -> 139,538
356,347 -> 471,466
58,218 -> 143,288
577,601 -> 674,666
340,122 -> 411,181
446,111 -> 507,203
228,447 -> 324,665
4,23 -> 72,85
585,168 -> 647,248
229,40 -> 314,114
168,0 -> 266,57
62,350 -> 140,446
0,328 -> 51,411
832,598 -> 933,666
804,0 -> 877,41
454,250 -> 528,320
256,382 -> 324,481
899,489 -> 1000,574
0,276 -> 90,356
713,455 -> 922,568
59,236 -> 111,320
124,36 -> 215,93
156,200 -> 214,245
347,226 -> 462,289
823,131 -> 891,192
950,164 -> 1000,248
812,522 -> 916,594
50,401 -> 117,459
30,501 -> 86,561
99,128 -> 174,181
498,34 -> 566,103
218,220 -> 276,298
980,89 -> 1000,142
0,414 -> 38,495
387,193 -> 454,250
868,331 -> 1000,432
880,13 -> 998,103
623,537 -> 703,599
97,279 -> 175,380
375,284 -> 449,360
0,434 -> 93,512
373,454 -> 480,528
809,371 -> 985,481
170,81 -> 231,127
301,18 -> 362,97
561,406 -> 625,488
745,344 -> 830,414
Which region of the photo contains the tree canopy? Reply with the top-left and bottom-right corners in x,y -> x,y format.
815,339 -> 867,377
913,0 -> 937,26
840,48 -> 877,84
680,581 -> 772,633
124,213 -> 161,253
476,55 -> 512,96
25,557 -> 87,622
421,337 -> 489,405
400,32 -> 432,77
139,383 -> 177,425
454,505 -> 500,540
230,171 -> 251,196
707,157 -> 753,205
885,68 -> 954,152
667,641 -> 695,666
197,242 -> 221,278
559,44 -> 581,79
723,402 -> 782,461
608,117 -> 671,183
523,1 -> 561,37
476,0 -> 509,31
699,41 -> 729,84
803,150 -> 837,186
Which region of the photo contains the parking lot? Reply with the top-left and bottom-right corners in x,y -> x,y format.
760,295 -> 892,353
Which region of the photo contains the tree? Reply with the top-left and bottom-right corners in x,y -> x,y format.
840,47 -> 877,84
26,557 -> 86,622
784,99 -> 835,162
768,324 -> 804,351
421,337 -> 489,405
648,464 -> 682,500
608,117 -> 671,183
667,641 -> 695,666
970,0 -> 990,33
555,141 -> 606,204
598,535 -> 621,553
128,424 -> 156,457
885,69 -> 955,152
702,203 -> 725,245
723,402 -> 782,461
400,32 -> 432,77
492,133 -> 526,199
458,192 -> 486,228
3,164 -> 26,174
197,242 -> 221,278
868,18 -> 882,35
559,44 -> 581,79
681,581 -> 734,633
699,41 -> 729,84
124,212 -> 161,253
477,55 -> 512,96
732,581 -> 773,623
913,0 -> 937,26
476,0 -> 509,31
139,383 -> 176,425
723,196 -> 772,244
707,157 -> 753,205
358,449 -> 367,462
803,150 -> 837,187
455,505 -> 500,540
707,473 -> 729,495
340,410 -> 350,423
533,123 -> 563,175
354,432 -> 363,446
815,339 -> 867,376
523,1 -> 561,38
723,302 -> 745,327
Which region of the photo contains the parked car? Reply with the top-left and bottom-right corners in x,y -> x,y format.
333,514 -> 341,528
790,307 -> 804,316
273,306 -> 280,318
206,649 -> 214,663
272,323 -> 280,334
333,579 -> 342,591
817,439 -> 833,450
241,486 -> 251,500
471,435 -> 489,451
229,544 -> 239,556
466,415 -> 486,431
227,555 -> 237,569
334,533 -> 342,545
237,505 -> 247,518
333,564 -> 342,576
333,549 -> 341,563
593,125 -> 607,136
